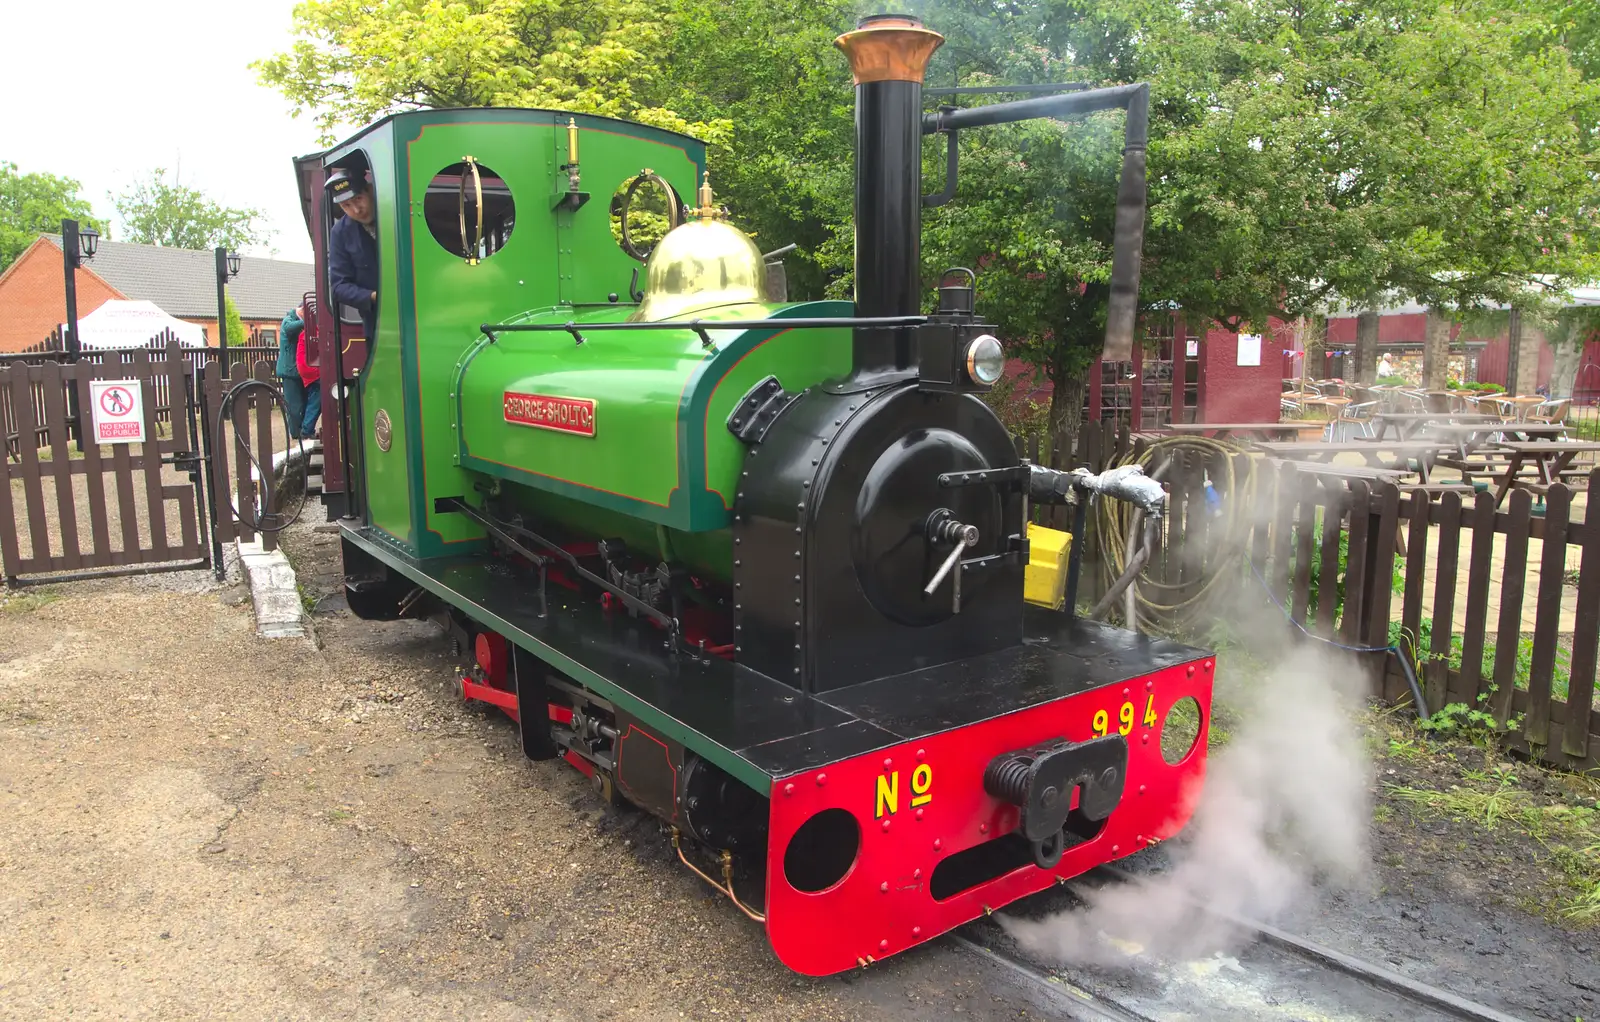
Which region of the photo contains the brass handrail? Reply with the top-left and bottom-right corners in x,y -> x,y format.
458,156 -> 484,264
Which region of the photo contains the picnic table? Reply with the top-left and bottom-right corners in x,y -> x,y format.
1270,459 -> 1407,484
1253,440 -> 1451,482
1163,422 -> 1313,442
1367,412 -> 1501,442
1487,441 -> 1600,507
1412,422 -> 1519,461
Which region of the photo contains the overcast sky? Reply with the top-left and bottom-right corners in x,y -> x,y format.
4,0 -> 329,265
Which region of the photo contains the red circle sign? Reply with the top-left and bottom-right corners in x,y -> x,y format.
99,386 -> 133,416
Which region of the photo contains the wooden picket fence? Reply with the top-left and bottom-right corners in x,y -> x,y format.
1056,420 -> 1600,771
2,329 -> 281,459
0,343 -> 210,582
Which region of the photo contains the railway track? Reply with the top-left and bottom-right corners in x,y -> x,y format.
950,865 -> 1529,1022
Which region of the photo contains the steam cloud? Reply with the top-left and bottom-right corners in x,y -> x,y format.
1002,628 -> 1373,966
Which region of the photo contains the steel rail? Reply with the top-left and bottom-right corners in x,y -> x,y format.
948,934 -> 1158,1022
1088,864 -> 1530,1022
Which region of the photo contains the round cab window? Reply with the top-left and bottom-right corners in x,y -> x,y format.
424,161 -> 515,261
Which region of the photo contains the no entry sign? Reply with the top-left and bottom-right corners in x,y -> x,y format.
90,380 -> 145,444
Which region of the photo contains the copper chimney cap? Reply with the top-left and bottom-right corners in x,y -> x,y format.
834,14 -> 944,86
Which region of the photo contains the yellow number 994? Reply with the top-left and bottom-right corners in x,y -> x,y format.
1091,702 -> 1140,737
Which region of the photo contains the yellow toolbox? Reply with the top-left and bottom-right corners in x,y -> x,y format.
1023,522 -> 1072,610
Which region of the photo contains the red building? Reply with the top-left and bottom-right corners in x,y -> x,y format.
1324,298 -> 1600,404
1007,313 -> 1293,428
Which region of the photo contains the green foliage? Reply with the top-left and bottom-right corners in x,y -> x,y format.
1386,616 -> 1578,702
1375,375 -> 1410,387
253,0 -> 733,146
1446,380 -> 1507,394
0,161 -> 106,271
256,0 -> 1600,462
979,366 -> 1050,450
224,294 -> 246,347
1414,702 -> 1506,745
1290,512 -> 1404,623
114,169 -> 273,252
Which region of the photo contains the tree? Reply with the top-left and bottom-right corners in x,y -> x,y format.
224,294 -> 247,347
113,169 -> 274,252
0,161 -> 106,271
258,0 -> 1600,461
253,0 -> 732,145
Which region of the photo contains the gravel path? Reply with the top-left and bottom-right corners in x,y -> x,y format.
0,545 -> 1055,1021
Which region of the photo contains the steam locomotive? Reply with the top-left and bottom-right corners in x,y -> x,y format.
289,14 -> 1214,976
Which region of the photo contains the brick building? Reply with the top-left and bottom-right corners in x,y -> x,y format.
0,236 -> 313,352
1323,292 -> 1600,403
1005,312 -> 1288,428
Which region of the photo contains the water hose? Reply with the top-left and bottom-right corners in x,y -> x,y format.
1090,434 -> 1258,631
1087,432 -> 1429,720
215,378 -> 310,535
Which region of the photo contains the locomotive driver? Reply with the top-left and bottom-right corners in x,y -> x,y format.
326,167 -> 379,341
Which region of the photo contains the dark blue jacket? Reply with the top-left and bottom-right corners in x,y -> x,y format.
329,213 -> 379,340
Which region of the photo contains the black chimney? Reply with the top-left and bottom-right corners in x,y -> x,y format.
835,15 -> 944,377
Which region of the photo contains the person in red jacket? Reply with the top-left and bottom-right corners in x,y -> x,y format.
294,303 -> 322,441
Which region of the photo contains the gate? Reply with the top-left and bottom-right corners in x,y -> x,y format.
0,341 -> 211,585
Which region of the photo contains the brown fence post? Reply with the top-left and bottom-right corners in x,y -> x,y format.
37,360 -> 81,571
1562,470 -> 1600,761
1459,490 -> 1497,702
252,361 -> 278,553
1267,464 -> 1296,610
1314,481 -> 1342,637
1429,490 -> 1463,714
1525,483 -> 1571,752
1489,489 -> 1534,726
1290,471 -> 1317,623
9,364 -> 52,568
1341,481 -> 1372,646
203,361 -> 237,550
1363,483 -> 1400,652
1399,488 -> 1431,705
0,367 -> 20,581
73,356 -> 112,565
228,361 -> 257,547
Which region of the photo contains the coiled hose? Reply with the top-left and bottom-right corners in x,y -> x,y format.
215,378 -> 310,535
1091,434 -> 1257,631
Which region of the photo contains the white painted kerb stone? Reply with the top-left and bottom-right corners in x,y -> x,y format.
236,537 -> 306,639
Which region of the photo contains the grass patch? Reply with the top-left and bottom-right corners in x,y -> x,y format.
0,588 -> 61,614
1389,617 -> 1578,701
1386,769 -> 1600,921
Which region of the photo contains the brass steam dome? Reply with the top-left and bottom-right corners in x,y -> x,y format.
629,173 -> 767,323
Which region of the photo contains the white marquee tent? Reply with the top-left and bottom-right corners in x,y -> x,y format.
68,300 -> 207,349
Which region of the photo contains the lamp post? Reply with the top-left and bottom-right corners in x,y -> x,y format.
214,246 -> 241,368
60,218 -> 99,449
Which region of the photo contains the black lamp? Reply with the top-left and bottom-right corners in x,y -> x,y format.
78,225 -> 100,259
226,250 -> 241,278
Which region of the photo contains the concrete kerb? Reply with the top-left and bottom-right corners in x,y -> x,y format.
227,435 -> 328,642
234,536 -> 308,640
